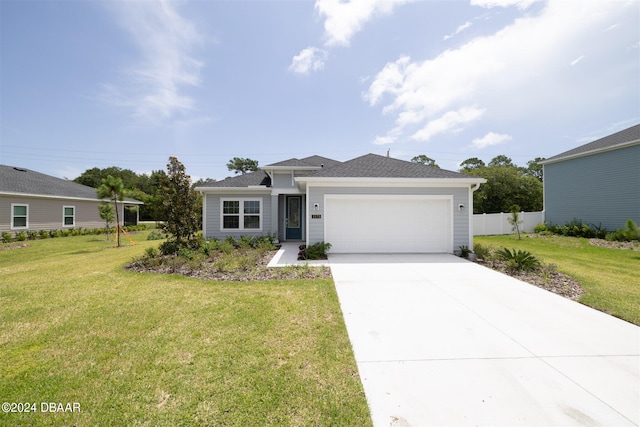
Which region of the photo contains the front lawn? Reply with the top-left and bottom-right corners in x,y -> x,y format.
0,233 -> 371,426
475,234 -> 640,326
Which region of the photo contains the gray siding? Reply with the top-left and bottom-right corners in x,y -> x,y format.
0,196 -> 108,234
272,173 -> 295,190
203,193 -> 273,240
307,186 -> 471,251
544,144 -> 640,231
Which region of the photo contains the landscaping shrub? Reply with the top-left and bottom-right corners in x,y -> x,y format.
606,219 -> 639,242
533,223 -> 549,234
545,219 -> 608,239
495,247 -> 541,272
2,232 -> 13,243
147,230 -> 165,241
459,245 -> 472,258
298,242 -> 332,260
472,243 -> 492,260
15,231 -> 27,241
145,246 -> 160,258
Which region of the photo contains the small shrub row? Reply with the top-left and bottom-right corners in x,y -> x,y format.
156,234 -> 277,257
535,218 -> 639,242
534,219 -> 608,239
0,225 -> 147,243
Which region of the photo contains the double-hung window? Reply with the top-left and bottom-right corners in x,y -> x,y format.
63,206 -> 75,227
221,198 -> 262,231
11,204 -> 28,229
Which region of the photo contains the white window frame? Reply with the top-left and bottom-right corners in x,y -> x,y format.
220,198 -> 263,231
63,205 -> 75,227
11,203 -> 29,230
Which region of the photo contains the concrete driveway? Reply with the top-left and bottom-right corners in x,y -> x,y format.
329,254 -> 640,427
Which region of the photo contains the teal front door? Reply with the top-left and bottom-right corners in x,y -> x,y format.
286,196 -> 302,240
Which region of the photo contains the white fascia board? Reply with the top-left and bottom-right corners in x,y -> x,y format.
195,186 -> 270,194
0,191 -> 143,204
296,177 -> 486,187
540,139 -> 640,165
270,188 -> 305,196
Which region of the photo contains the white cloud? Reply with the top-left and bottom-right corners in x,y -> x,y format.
471,0 -> 541,9
471,132 -> 512,149
412,107 -> 486,142
289,47 -> 328,74
316,0 -> 414,47
102,0 -> 203,122
291,0 -> 413,74
570,55 -> 585,66
365,0 -> 635,144
443,21 -> 473,41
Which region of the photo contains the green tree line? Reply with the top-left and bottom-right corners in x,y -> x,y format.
413,154 -> 545,214
74,166 -> 215,221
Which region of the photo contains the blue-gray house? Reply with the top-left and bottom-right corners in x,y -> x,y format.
541,124 -> 640,231
196,154 -> 485,253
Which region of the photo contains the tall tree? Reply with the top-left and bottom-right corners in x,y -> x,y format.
97,175 -> 125,247
526,157 -> 545,181
411,155 -> 439,168
488,155 -> 515,168
459,157 -> 486,172
161,156 -> 200,248
227,157 -> 259,175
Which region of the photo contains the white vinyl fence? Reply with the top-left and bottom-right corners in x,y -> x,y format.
473,211 -> 544,236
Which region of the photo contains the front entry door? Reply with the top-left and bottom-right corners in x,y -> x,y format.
286,196 -> 302,240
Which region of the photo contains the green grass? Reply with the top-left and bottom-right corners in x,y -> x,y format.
0,233 -> 371,426
475,234 -> 640,325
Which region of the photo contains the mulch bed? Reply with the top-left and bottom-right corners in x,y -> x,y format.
588,238 -> 640,251
126,250 -> 333,282
474,258 -> 584,301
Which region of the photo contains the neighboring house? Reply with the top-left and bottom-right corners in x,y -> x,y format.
0,165 -> 143,234
540,124 -> 640,231
197,154 -> 485,253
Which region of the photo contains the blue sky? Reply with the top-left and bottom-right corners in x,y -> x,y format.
1,0 -> 638,182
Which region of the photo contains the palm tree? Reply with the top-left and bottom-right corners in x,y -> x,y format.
97,175 -> 125,247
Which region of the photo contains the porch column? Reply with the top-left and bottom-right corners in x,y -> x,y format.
271,194 -> 278,239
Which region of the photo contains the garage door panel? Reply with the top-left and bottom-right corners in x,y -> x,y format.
325,197 -> 451,253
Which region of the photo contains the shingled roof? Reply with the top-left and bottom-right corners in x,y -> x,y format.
304,154 -> 475,179
0,165 -> 142,203
204,171 -> 272,188
542,124 -> 640,164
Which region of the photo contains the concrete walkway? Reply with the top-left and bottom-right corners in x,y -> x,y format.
267,242 -> 330,267
329,254 -> 640,427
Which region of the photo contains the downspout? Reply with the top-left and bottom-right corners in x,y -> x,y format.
469,182 -> 481,250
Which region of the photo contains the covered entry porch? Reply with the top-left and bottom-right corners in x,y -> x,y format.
275,194 -> 305,242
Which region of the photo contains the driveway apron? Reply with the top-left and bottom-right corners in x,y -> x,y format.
329,254 -> 640,427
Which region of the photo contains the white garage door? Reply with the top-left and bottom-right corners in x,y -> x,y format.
324,195 -> 452,253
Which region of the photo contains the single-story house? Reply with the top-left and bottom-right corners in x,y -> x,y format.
0,165 -> 143,235
196,154 -> 485,253
540,124 -> 640,231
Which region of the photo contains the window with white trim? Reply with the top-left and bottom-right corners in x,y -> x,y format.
63,206 -> 75,227
11,204 -> 28,229
221,198 -> 262,230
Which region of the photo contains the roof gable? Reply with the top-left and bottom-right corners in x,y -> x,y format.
299,155 -> 342,168
543,124 -> 640,164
